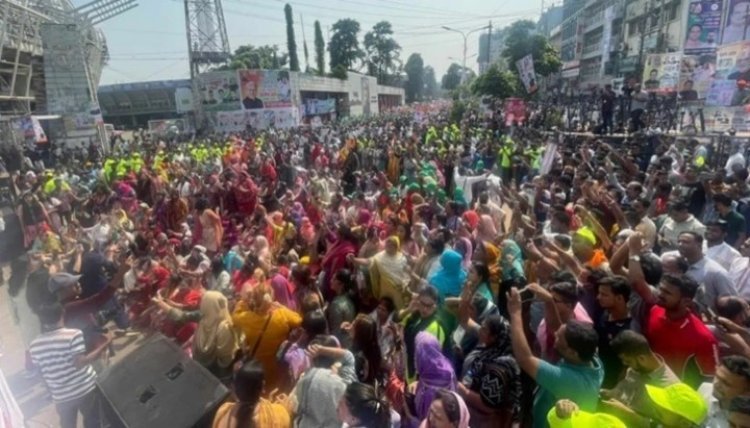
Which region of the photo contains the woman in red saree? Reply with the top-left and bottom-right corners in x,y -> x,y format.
319,224 -> 359,300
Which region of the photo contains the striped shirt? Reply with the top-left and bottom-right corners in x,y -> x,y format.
29,328 -> 97,403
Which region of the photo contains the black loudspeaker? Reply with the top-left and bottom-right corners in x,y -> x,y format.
97,335 -> 230,428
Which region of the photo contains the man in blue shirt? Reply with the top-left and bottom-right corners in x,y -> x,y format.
507,287 -> 604,428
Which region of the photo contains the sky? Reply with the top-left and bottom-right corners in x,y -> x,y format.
91,0 -> 544,85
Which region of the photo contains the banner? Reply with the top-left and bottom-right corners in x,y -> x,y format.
722,0 -> 750,44
13,117 -> 47,143
516,54 -> 538,94
704,105 -> 750,131
679,54 -> 716,100
238,70 -> 293,109
216,107 -> 299,132
174,87 -> 194,113
196,71 -> 241,112
503,98 -> 527,126
148,119 -> 187,135
642,53 -> 681,93
302,98 -> 336,116
684,0 -> 722,54
707,41 -> 750,105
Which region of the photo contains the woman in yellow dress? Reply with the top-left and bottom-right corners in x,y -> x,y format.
232,281 -> 302,393
212,359 -> 290,428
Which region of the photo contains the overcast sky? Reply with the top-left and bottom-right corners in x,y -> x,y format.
91,0 -> 544,85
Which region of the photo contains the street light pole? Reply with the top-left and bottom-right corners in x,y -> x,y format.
443,25 -> 490,84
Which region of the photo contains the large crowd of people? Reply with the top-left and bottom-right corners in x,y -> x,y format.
2,99 -> 750,428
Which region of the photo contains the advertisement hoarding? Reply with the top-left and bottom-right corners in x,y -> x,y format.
196,71 -> 241,112
706,41 -> 750,105
642,53 -> 682,93
237,70 -> 294,109
721,0 -> 750,44
684,0 -> 723,54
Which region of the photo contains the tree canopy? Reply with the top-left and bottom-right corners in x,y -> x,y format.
423,66 -> 438,99
329,18 -> 364,72
441,63 -> 474,90
363,21 -> 401,84
314,20 -> 325,76
403,53 -> 424,103
218,45 -> 288,70
501,19 -> 561,77
284,4 -> 300,72
471,65 -> 520,98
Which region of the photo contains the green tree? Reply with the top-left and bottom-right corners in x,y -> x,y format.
329,18 -> 364,72
284,4 -> 300,71
218,45 -> 288,70
314,21 -> 325,76
363,21 -> 401,84
423,65 -> 438,99
441,63 -> 474,90
471,65 -> 520,98
403,53 -> 424,103
501,19 -> 561,77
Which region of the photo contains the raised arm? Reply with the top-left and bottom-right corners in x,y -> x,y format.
507,287 -> 541,379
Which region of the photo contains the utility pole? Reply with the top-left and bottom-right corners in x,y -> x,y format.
486,21 -> 492,73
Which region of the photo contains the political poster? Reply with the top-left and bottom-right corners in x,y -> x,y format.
684,0 -> 723,54
679,54 -> 716,100
13,117 -> 47,143
707,41 -> 750,105
642,53 -> 682,93
516,54 -> 538,94
721,0 -> 750,45
704,105 -> 750,131
503,98 -> 527,126
238,70 -> 294,110
216,107 -> 299,132
196,71 -> 241,112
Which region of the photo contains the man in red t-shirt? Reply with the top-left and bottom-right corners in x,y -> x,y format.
627,233 -> 717,388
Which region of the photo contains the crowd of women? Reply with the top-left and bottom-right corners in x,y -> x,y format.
4,100 -> 750,428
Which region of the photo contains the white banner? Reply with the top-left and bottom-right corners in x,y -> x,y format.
516,54 -> 538,94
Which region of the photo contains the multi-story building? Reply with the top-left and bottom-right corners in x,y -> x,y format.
538,5 -> 565,37
620,0 -> 685,78
477,29 -> 508,74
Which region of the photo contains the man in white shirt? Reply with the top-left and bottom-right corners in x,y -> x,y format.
698,355 -> 750,428
729,238 -> 750,299
706,220 -> 743,271
453,167 -> 489,205
660,200 -> 706,252
672,231 -> 737,311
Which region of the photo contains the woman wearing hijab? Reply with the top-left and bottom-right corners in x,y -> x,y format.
457,315 -> 521,428
269,272 -> 296,311
408,332 -> 457,427
453,237 -> 473,271
473,242 -> 501,292
153,291 -> 239,381
350,235 -> 411,309
232,281 -> 302,392
252,236 -> 273,272
419,389 -> 470,428
428,250 -> 467,300
497,240 -> 527,318
320,224 -> 359,300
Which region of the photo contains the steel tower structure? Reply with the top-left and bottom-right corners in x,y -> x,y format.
183,0 -> 230,129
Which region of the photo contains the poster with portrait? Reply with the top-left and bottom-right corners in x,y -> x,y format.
679,54 -> 717,100
503,98 -> 527,126
707,41 -> 750,105
196,71 -> 241,112
642,53 -> 682,92
684,0 -> 723,54
237,70 -> 294,110
721,0 -> 750,45
516,54 -> 538,94
215,107 -> 299,132
704,105 -> 750,131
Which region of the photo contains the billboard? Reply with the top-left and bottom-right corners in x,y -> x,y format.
684,0 -> 722,54
721,0 -> 750,44
679,54 -> 717,100
215,107 -> 299,132
642,53 -> 682,93
516,54 -> 538,93
706,41 -> 750,106
238,70 -> 293,109
41,24 -> 93,117
704,105 -> 750,131
196,71 -> 241,112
